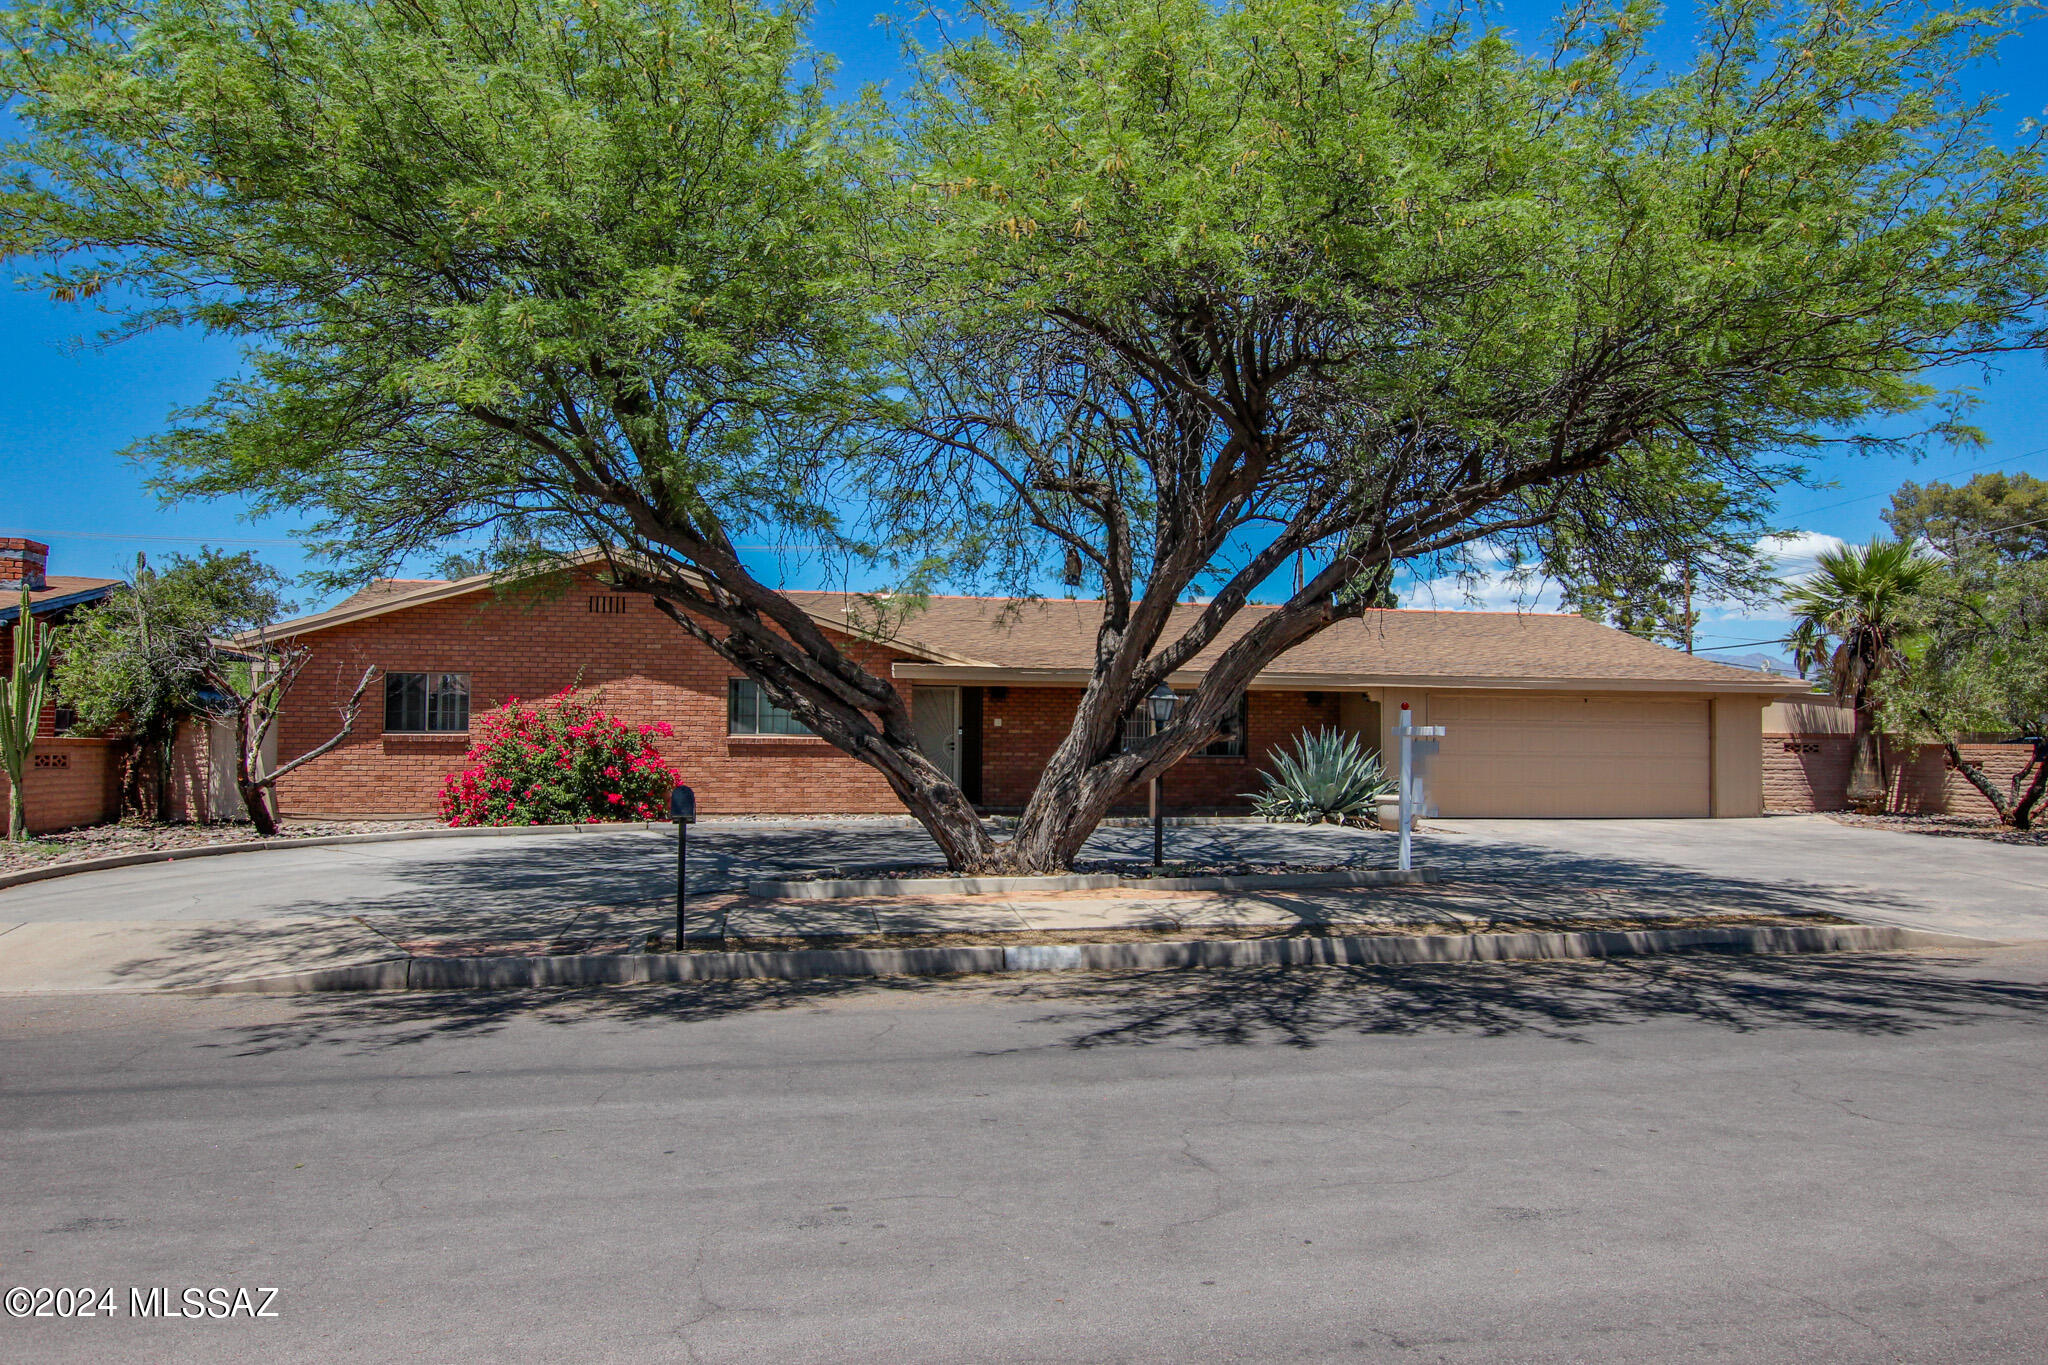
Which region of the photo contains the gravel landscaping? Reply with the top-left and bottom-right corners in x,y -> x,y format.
1825,812 -> 2048,847
0,817 -> 441,875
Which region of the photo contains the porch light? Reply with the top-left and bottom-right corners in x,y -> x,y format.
1147,682 -> 1178,729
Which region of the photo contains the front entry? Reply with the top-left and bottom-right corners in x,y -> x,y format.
912,685 -> 963,784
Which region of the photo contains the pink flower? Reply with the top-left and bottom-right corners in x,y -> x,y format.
607,793 -> 624,804
603,765 -> 620,778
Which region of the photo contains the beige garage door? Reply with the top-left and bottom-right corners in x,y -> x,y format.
1426,693 -> 1710,818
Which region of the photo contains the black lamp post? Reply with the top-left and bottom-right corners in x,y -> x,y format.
1146,683 -> 1178,867
669,784 -> 696,949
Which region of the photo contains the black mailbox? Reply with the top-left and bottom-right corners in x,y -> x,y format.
669,785 -> 697,824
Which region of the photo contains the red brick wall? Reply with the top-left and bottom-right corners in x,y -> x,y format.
1763,734 -> 1854,813
3,737 -> 121,834
1764,734 -> 2037,819
979,686 -> 1340,814
1934,743 -> 2040,819
271,573 -> 917,817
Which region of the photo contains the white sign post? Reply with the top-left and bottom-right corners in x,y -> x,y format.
1394,702 -> 1446,872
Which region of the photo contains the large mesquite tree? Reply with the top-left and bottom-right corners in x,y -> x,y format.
3,0 -> 2045,870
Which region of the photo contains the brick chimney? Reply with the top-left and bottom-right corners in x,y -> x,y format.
0,538 -> 49,592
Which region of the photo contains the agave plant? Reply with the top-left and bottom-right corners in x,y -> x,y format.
1245,728 -> 1394,824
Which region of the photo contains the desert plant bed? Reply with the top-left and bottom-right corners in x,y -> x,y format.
1825,812 -> 2048,846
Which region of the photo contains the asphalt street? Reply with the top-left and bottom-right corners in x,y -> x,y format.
5,944 -> 2048,1362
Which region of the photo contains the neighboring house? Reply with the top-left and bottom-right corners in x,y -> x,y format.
0,538 -> 124,833
253,559 -> 1810,820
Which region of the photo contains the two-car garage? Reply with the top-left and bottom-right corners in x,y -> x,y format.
1422,692 -> 1714,818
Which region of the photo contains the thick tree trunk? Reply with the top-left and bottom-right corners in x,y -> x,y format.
887,752 -> 998,870
1937,736 -> 2048,831
228,706 -> 279,836
1845,704 -> 1887,813
2010,759 -> 2046,831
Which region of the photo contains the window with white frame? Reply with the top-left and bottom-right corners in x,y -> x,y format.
727,678 -> 812,736
384,672 -> 470,733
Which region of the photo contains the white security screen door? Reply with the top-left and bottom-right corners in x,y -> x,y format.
912,686 -> 962,783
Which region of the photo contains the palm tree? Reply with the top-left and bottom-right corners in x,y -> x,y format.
1784,537 -> 1936,811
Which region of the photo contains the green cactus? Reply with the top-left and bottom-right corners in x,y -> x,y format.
2,587 -> 57,841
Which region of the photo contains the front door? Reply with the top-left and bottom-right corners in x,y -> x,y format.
912,686 -> 962,784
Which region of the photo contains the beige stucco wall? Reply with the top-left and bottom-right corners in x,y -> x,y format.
1763,696 -> 1852,735
1710,695 -> 1766,817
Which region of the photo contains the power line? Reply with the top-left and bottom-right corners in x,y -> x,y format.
0,527 -> 305,547
1776,446 -> 2048,523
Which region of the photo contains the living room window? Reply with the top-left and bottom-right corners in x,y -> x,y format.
384,672 -> 470,733
1118,691 -> 1248,756
728,678 -> 812,736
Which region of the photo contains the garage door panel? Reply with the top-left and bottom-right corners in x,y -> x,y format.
1426,694 -> 1710,818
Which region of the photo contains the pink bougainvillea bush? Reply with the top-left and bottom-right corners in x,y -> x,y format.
439,689 -> 680,826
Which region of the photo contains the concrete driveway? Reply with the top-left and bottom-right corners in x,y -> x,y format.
0,819 -> 1381,925
0,812 -> 2037,942
1426,815 -> 2048,942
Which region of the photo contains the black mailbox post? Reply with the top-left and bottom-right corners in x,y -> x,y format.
670,785 -> 697,948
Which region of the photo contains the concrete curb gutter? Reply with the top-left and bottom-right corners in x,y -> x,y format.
750,867 -> 1439,900
0,821 -> 686,892
189,923 -> 1999,995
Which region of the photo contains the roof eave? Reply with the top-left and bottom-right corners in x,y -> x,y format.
0,583 -> 119,624
890,661 -> 1812,695
245,553 -> 973,667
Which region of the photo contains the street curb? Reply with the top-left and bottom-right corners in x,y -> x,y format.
188,923 -> 1999,995
749,866 -> 1439,899
0,822 -> 684,891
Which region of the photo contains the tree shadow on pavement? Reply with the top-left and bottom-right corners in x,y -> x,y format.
214,950 -> 2048,1057
1015,953 -> 2048,1049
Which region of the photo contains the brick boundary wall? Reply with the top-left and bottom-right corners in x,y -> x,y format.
2,737 -> 121,835
1764,733 -> 2036,819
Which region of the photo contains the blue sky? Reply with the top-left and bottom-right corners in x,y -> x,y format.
4,0 -> 2045,665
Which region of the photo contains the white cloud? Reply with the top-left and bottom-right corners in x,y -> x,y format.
1757,530 -> 1848,584
1400,556 -> 1570,615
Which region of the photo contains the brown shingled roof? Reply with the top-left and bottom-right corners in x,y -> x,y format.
326,578 -> 451,613
784,593 -> 1802,693
257,565 -> 1801,694
0,575 -> 123,623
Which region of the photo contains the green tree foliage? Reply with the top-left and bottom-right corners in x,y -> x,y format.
884,0 -> 2047,864
53,551 -> 289,815
4,0 -> 2046,869
1881,551 -> 2048,827
1784,538 -> 1937,808
1883,472 -> 2048,562
1550,459 -> 1782,651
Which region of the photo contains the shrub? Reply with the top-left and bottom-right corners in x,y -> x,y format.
439,689 -> 681,826
1245,728 -> 1394,823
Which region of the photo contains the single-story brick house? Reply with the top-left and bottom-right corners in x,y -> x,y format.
252,560 -> 1816,820
1,538 -> 124,833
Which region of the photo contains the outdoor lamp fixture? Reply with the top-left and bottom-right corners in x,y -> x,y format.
1146,683 -> 1178,867
670,784 -> 697,948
